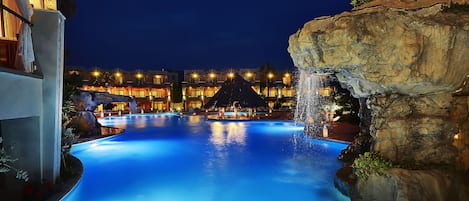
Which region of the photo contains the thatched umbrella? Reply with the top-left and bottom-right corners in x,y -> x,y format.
204,74 -> 268,111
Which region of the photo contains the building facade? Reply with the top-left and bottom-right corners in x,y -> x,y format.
66,67 -> 179,113
69,67 -> 297,113
181,69 -> 296,111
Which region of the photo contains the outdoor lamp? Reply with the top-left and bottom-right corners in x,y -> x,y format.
268,73 -> 274,79
92,71 -> 100,77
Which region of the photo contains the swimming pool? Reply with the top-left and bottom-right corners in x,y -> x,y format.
62,114 -> 349,201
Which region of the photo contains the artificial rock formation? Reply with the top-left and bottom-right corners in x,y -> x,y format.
288,1 -> 469,200
72,90 -> 137,112
288,0 -> 469,167
353,168 -> 469,201
70,91 -> 137,137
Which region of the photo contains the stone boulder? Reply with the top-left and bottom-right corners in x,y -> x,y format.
70,111 -> 101,137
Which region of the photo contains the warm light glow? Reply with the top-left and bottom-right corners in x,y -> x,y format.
92,71 -> 100,77
192,73 -> 199,79
115,72 -> 122,77
284,73 -> 290,78
268,73 -> 274,79
454,133 -> 460,140
136,73 -> 143,79
209,73 -> 216,79
246,72 -> 253,78
155,75 -> 162,78
228,72 -> 234,78
323,125 -> 329,138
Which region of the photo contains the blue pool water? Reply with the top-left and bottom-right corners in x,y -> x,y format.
62,114 -> 349,201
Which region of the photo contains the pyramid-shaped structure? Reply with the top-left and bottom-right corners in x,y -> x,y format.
204,74 -> 268,110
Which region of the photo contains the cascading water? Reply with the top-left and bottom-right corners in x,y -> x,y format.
294,69 -> 326,137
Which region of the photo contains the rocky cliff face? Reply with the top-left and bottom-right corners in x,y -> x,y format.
288,1 -> 469,200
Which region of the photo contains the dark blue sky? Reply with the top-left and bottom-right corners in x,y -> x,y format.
65,0 -> 352,71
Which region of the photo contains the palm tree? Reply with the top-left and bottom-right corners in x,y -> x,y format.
258,63 -> 276,97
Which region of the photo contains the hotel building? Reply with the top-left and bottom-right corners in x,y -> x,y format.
181,69 -> 296,111
66,67 -> 179,113
67,67 -> 298,113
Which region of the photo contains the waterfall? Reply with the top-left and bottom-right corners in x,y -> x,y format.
294,69 -> 325,137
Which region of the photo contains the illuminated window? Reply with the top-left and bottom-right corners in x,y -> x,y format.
189,89 -> 203,97
116,89 -> 125,96
282,88 -> 295,97
153,75 -> 163,85
262,87 -> 277,97
151,89 -> 163,98
205,88 -> 218,97
133,89 -> 146,98
153,102 -> 164,111
189,101 -> 202,109
115,76 -> 123,85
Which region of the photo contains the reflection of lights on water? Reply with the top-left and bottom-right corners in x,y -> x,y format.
188,116 -> 201,124
227,123 -> 246,145
210,122 -> 225,146
209,122 -> 246,146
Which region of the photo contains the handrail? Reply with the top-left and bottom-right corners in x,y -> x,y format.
1,4 -> 33,26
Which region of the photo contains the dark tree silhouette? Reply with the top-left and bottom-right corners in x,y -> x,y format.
58,0 -> 77,18
258,63 -> 276,96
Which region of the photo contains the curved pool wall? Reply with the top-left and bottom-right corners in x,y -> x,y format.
62,114 -> 350,201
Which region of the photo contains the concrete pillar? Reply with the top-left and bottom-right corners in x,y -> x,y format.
31,10 -> 65,182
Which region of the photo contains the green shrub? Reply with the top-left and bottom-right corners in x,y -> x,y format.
350,0 -> 372,7
352,152 -> 393,180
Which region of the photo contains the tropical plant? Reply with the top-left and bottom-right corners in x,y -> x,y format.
0,137 -> 29,182
61,100 -> 78,168
352,152 -> 393,180
321,102 -> 343,113
61,128 -> 77,169
258,63 -> 276,97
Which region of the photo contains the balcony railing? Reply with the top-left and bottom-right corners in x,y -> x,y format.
1,4 -> 33,71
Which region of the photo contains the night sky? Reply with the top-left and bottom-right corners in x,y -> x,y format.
64,0 -> 352,71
